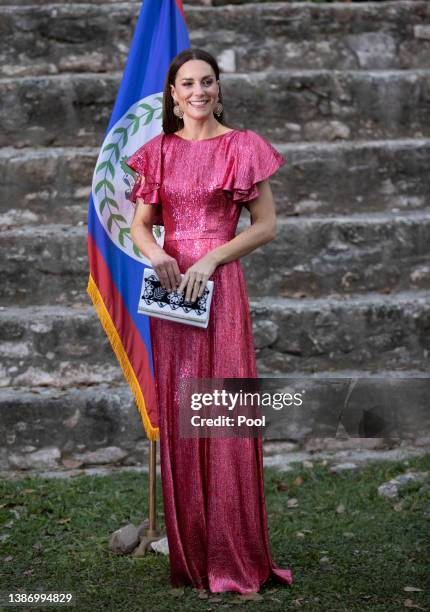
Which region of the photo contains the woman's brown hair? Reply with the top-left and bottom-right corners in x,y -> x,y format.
162,48 -> 232,135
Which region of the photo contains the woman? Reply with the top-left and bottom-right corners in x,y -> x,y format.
127,48 -> 294,595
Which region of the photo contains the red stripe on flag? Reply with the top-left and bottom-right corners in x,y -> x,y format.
175,0 -> 187,22
87,232 -> 160,438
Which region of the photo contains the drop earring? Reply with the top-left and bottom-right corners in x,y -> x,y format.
173,103 -> 184,119
214,101 -> 223,116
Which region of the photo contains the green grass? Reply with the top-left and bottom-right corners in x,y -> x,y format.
1,454 -> 429,611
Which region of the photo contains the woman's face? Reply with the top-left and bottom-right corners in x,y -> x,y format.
170,59 -> 219,121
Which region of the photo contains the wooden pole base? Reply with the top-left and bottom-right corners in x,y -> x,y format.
133,439 -> 166,556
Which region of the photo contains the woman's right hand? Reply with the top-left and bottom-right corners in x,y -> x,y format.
149,248 -> 182,293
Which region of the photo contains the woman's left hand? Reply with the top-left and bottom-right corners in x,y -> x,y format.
176,252 -> 219,303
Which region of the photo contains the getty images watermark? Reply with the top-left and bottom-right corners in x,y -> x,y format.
178,377 -> 429,439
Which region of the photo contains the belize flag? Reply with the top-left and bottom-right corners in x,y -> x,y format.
86,0 -> 190,440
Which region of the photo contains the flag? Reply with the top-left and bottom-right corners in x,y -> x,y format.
86,0 -> 190,441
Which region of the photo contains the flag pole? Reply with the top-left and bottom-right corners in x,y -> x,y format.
133,440 -> 165,555
147,440 -> 158,537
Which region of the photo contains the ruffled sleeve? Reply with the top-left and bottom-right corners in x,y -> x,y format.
125,134 -> 164,225
222,129 -> 286,204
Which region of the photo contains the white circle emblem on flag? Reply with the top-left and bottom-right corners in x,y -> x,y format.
92,92 -> 165,262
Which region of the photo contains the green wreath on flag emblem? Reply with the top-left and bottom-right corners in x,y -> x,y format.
92,93 -> 164,262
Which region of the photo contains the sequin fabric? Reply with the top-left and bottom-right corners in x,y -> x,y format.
126,129 -> 293,594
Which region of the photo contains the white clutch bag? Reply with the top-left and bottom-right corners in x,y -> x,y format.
137,267 -> 214,328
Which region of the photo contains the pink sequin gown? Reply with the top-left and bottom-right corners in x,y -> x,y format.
127,128 -> 294,594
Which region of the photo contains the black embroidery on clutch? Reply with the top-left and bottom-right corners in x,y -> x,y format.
143,273 -> 209,316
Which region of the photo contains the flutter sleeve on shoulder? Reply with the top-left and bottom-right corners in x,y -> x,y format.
126,135 -> 162,205
125,135 -> 163,225
223,129 -> 286,203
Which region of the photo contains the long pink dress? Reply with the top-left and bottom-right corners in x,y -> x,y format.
126,128 -> 294,594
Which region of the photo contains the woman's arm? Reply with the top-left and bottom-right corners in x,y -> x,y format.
209,179 -> 277,265
130,200 -> 160,259
175,179 -> 277,302
131,179 -> 277,301
130,200 -> 182,292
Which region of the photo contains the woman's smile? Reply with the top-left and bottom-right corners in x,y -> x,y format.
189,100 -> 209,107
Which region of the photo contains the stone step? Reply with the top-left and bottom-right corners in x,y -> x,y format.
3,211 -> 430,301
0,0 -> 139,4
0,292 -> 428,387
243,211 -> 430,297
0,147 -> 95,227
1,213 -> 430,305
0,383 -> 148,472
190,0 -> 429,4
0,147 -> 94,229
1,370 -> 428,471
2,139 -> 430,227
0,0 -> 414,3
1,69 -> 430,147
252,290 -> 430,374
0,224 -> 87,306
1,1 -> 429,78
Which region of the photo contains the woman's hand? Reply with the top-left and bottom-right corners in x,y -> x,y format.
149,249 -> 182,293
177,252 -> 219,303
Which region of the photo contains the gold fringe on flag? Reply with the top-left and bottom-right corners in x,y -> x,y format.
86,273 -> 160,441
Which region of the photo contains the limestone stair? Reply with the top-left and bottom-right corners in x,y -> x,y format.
1,0 -> 429,470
